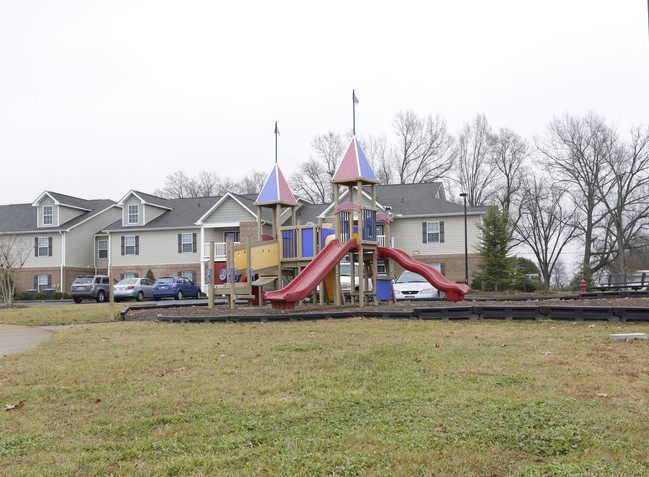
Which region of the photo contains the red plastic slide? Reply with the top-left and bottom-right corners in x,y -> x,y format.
264,238 -> 359,309
377,247 -> 469,302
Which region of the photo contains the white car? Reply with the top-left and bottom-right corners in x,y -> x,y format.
339,262 -> 373,296
393,270 -> 443,300
113,277 -> 155,302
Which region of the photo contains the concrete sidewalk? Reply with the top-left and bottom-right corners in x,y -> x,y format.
0,324 -> 53,357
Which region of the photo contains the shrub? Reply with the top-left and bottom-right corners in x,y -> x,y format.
34,292 -> 46,300
14,291 -> 31,301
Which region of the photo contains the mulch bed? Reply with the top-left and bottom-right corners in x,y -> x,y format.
123,294 -> 649,322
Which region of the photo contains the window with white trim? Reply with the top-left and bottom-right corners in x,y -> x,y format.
43,205 -> 53,225
98,240 -> 108,259
124,236 -> 136,255
128,204 -> 139,224
179,271 -> 197,283
224,231 -> 240,243
182,233 -> 193,253
37,274 -> 51,292
427,222 -> 439,242
422,221 -> 444,244
37,237 -> 49,256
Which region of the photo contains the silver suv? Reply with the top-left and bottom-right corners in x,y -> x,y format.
71,275 -> 111,303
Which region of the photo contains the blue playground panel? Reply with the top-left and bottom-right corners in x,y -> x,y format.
376,277 -> 392,300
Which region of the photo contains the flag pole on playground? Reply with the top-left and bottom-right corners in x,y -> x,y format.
274,121 -> 279,163
352,90 -> 359,136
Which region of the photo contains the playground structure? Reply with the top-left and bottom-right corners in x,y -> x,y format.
206,99 -> 469,309
205,134 -> 469,309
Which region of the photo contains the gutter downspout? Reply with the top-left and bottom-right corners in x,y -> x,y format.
200,225 -> 205,291
59,231 -> 65,294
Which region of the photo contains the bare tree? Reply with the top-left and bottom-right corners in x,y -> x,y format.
311,131 -> 345,179
236,171 -> 268,195
289,158 -> 331,203
515,176 -> 579,290
536,112 -> 616,274
154,170 -> 222,198
596,126 -> 649,273
358,134 -> 393,184
0,235 -> 31,306
453,114 -> 496,206
551,258 -> 569,291
490,128 -> 530,216
392,110 -> 455,185
154,170 -> 194,198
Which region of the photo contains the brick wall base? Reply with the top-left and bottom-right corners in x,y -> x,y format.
390,253 -> 482,284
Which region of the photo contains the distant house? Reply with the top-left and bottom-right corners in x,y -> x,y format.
0,183 -> 485,296
295,182 -> 486,283
0,192 -> 119,294
102,190 -> 274,287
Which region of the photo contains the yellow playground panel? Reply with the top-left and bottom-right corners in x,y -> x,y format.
233,241 -> 280,272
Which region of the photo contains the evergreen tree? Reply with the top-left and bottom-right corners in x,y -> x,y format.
145,269 -> 155,282
569,262 -> 594,291
473,205 -> 515,291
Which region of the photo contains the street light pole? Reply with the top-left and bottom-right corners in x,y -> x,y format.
460,193 -> 468,285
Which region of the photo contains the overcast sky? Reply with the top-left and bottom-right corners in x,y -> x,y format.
1,0 -> 648,206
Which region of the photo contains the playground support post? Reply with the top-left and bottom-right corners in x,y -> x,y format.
208,241 -> 215,310
460,192 -> 468,285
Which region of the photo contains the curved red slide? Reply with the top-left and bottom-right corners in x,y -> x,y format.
378,247 -> 469,302
265,238 -> 359,309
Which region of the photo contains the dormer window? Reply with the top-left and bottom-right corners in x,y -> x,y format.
128,205 -> 139,224
43,205 -> 53,225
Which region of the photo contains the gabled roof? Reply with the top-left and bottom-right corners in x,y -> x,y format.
104,192 -> 278,232
289,183 -> 486,224
1,199 -> 117,234
331,136 -> 378,184
32,191 -> 94,211
105,196 -> 219,231
117,190 -> 173,210
255,164 -> 297,206
195,192 -> 258,226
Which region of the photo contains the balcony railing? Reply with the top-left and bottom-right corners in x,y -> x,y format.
203,242 -> 239,260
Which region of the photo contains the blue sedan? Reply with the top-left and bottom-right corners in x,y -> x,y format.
152,276 -> 201,300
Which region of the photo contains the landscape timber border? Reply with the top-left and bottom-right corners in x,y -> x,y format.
118,291 -> 649,324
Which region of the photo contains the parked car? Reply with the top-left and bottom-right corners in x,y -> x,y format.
113,277 -> 155,302
340,262 -> 373,297
393,270 -> 442,300
71,275 -> 111,303
152,276 -> 201,300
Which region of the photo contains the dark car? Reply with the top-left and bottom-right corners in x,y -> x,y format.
152,276 -> 201,300
71,275 -> 111,303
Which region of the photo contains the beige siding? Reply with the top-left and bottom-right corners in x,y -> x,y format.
110,229 -> 202,267
36,197 -> 56,227
58,205 -> 84,225
389,215 -> 481,256
65,207 -> 121,267
143,204 -> 167,223
96,236 -> 109,269
203,197 -> 254,224
122,196 -> 143,226
22,233 -> 61,268
203,228 -> 221,243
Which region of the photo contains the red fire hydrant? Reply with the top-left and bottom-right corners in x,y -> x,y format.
579,279 -> 587,294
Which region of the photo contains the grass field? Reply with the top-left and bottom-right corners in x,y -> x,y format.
1,313 -> 649,476
0,304 -> 117,326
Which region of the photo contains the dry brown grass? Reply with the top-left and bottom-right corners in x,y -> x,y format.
1,318 -> 649,476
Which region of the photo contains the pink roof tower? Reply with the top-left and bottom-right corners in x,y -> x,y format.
331,136 -> 379,185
